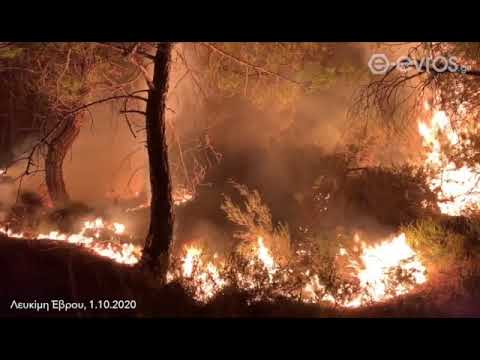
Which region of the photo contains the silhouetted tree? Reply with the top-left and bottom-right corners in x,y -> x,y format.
140,43 -> 174,278
0,43 -> 142,206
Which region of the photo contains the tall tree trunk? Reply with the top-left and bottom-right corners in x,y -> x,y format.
45,115 -> 83,207
141,43 -> 174,279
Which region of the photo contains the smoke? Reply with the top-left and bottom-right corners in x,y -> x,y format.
3,43 -> 420,248
64,44 -> 378,245
60,43 -> 373,208
0,180 -> 14,222
0,130 -> 47,214
62,102 -> 145,207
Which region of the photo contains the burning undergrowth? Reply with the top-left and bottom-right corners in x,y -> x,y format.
165,183 -> 428,308
0,181 -> 429,310
0,118 -> 439,311
169,232 -> 428,308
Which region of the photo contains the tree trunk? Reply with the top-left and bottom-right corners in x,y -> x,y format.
45,115 -> 83,207
141,43 -> 174,279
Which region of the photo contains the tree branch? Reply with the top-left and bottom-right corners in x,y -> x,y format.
65,94 -> 147,116
95,42 -> 155,60
120,110 -> 147,116
202,42 -> 307,88
0,67 -> 38,74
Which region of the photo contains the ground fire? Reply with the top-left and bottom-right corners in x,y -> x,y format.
0,218 -> 141,265
0,217 -> 428,308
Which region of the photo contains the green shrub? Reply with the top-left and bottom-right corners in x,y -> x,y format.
402,218 -> 467,264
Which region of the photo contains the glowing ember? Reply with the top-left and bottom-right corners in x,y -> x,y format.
125,203 -> 149,213
126,190 -> 194,213
419,109 -> 480,215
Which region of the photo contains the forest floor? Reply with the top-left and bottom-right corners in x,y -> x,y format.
1,234 -> 479,318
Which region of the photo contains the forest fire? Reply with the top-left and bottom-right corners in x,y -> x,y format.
419,109 -> 480,215
4,41 -> 480,318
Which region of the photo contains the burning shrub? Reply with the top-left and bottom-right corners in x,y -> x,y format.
221,181 -> 292,265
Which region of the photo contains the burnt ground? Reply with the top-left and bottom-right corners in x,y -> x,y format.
1,234 -> 479,318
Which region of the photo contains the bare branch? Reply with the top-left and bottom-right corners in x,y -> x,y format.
56,48 -> 72,97
0,67 -> 38,74
65,94 -> 147,116
175,49 -> 208,100
120,110 -> 147,116
126,165 -> 147,192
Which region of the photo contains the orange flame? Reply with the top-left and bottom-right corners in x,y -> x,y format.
168,232 -> 427,307
1,222 -> 427,307
0,218 -> 141,265
419,109 -> 480,215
